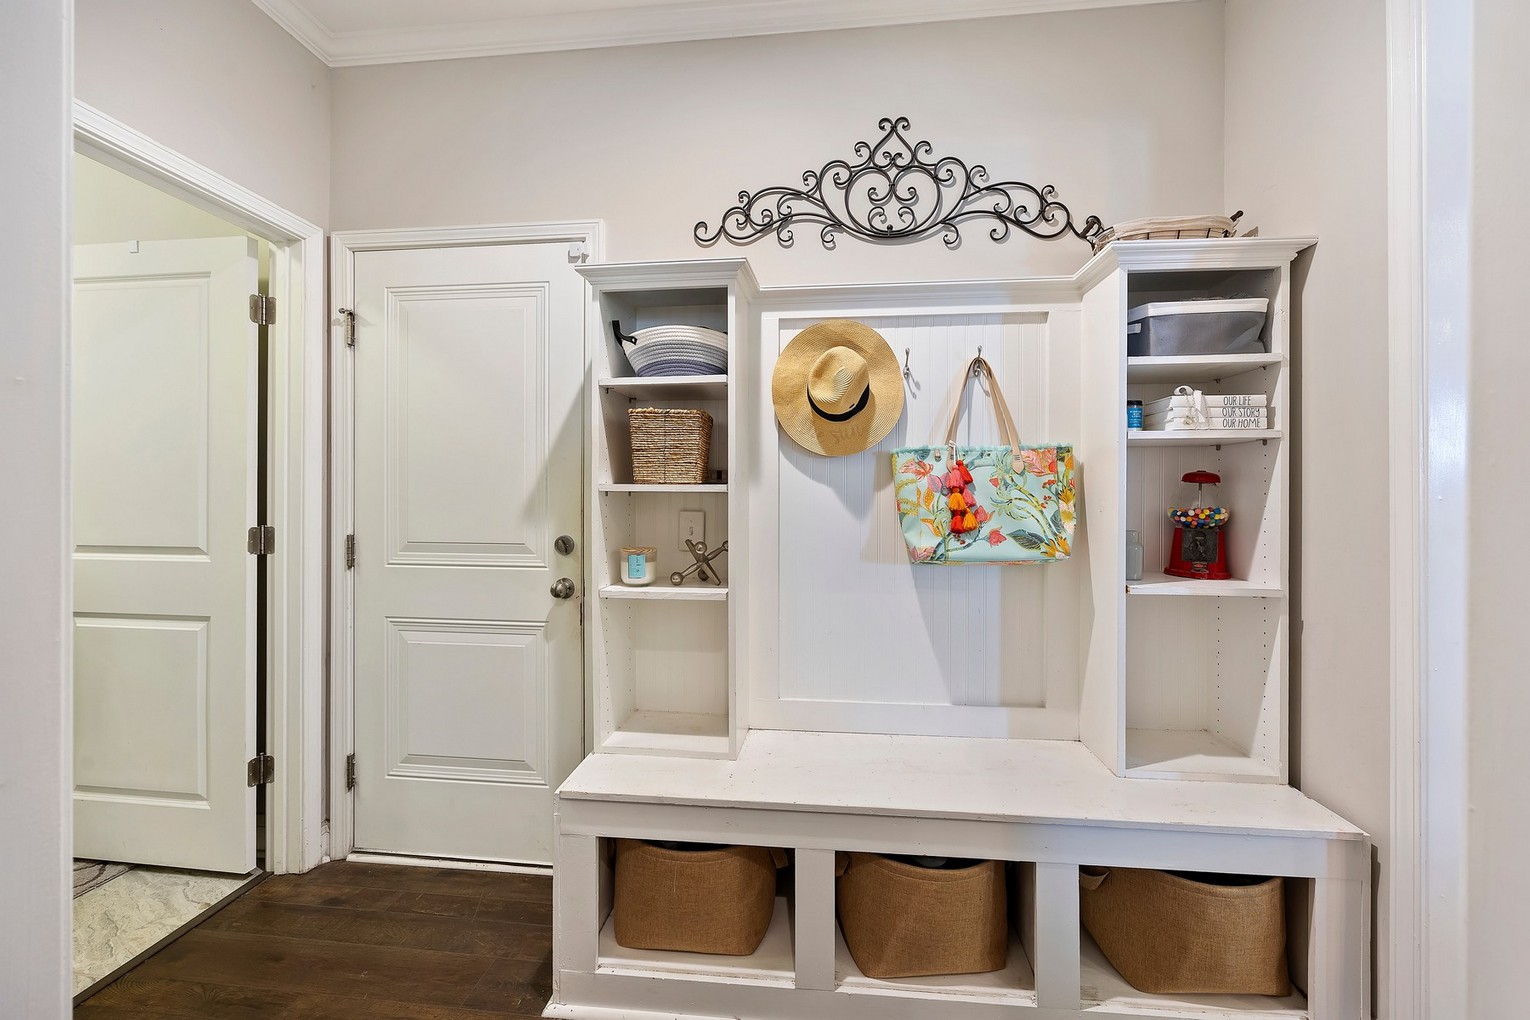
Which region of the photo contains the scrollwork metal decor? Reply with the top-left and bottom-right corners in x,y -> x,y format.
694,117 -> 1104,251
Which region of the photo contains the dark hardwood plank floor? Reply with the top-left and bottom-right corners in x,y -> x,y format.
76,862 -> 553,1020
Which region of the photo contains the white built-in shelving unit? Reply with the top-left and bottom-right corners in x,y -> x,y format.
577,260 -> 758,760
1079,244 -> 1300,785
553,243 -> 1368,1020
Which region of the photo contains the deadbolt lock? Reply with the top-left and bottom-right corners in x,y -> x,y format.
554,534 -> 576,556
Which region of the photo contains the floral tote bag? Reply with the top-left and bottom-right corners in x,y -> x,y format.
891,357 -> 1076,564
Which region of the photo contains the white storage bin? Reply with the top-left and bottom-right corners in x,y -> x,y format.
1127,298 -> 1268,356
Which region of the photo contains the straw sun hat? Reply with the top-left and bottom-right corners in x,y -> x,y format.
771,320 -> 905,456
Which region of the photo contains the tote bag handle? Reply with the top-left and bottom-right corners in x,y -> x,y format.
942,356 -> 1024,463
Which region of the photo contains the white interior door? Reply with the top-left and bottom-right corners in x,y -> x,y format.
72,237 -> 260,874
350,240 -> 585,865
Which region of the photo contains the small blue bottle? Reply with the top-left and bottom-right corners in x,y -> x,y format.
1127,400 -> 1144,430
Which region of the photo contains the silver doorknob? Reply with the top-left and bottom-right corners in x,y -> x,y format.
550,577 -> 577,600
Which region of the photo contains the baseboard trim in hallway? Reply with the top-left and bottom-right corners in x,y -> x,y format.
345,851 -> 554,877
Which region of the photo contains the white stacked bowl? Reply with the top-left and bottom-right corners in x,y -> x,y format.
623,325 -> 729,377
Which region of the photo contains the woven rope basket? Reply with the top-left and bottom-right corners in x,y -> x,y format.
612,840 -> 787,955
628,408 -> 713,485
1080,867 -> 1290,995
836,853 -> 1007,979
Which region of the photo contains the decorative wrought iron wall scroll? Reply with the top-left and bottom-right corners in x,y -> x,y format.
694,117 -> 1104,251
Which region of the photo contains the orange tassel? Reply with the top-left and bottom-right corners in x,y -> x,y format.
948,492 -> 967,513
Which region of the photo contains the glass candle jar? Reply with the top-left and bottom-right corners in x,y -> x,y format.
1125,531 -> 1144,581
620,547 -> 657,586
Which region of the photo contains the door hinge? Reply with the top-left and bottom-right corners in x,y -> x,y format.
339,307 -> 356,347
247,524 -> 276,556
249,293 -> 276,326
247,753 -> 275,787
345,753 -> 357,791
345,533 -> 356,569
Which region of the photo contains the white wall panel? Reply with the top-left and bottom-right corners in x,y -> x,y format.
776,313 -> 1075,712
0,0 -> 72,1010
1124,598 -> 1209,733
632,602 -> 729,717
1213,597 -> 1282,766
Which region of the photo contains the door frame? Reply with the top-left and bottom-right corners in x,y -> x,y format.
1386,0 -> 1471,1016
73,102 -> 328,875
328,221 -> 603,862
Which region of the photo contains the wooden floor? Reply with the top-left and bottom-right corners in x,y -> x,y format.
75,861 -> 554,1019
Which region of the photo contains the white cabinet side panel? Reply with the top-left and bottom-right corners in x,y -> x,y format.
1077,272 -> 1127,769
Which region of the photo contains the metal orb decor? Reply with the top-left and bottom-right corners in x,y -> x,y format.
694,116 -> 1104,251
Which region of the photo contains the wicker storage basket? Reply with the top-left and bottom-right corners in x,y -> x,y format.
628,408 -> 712,485
613,840 -> 787,955
836,853 -> 1007,979
1080,867 -> 1290,995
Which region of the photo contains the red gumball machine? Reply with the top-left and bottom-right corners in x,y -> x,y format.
1164,470 -> 1231,580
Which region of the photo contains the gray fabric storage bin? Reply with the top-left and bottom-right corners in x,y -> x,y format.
1127,298 -> 1268,356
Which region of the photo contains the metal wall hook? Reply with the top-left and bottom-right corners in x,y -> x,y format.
903,348 -> 912,381
973,346 -> 984,376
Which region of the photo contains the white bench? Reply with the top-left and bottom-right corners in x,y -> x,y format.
547,730 -> 1369,1020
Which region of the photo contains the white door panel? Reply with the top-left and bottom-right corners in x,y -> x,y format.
352,242 -> 584,865
72,237 -> 259,874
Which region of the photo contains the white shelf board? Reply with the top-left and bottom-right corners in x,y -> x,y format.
1126,353 -> 1284,383
603,711 -> 731,757
599,482 -> 728,493
1127,572 -> 1284,598
596,896 -> 793,986
1128,429 -> 1281,447
599,584 -> 728,602
1081,931 -> 1307,1017
835,928 -> 1036,1005
1124,729 -> 1283,783
563,730 -> 1364,840
599,375 -> 728,400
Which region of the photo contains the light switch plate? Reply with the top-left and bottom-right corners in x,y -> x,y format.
678,509 -> 705,552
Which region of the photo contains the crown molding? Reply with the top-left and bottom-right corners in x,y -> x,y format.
252,0 -> 1194,68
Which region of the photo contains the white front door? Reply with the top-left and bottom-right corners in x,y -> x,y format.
72,237 -> 260,874
350,240 -> 585,865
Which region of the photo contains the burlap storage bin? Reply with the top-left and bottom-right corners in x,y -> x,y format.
836,853 -> 1007,979
1080,867 -> 1290,995
612,840 -> 787,955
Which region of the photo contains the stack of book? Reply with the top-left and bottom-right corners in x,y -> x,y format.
1142,392 -> 1269,431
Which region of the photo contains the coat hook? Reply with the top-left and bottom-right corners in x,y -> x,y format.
903,347 -> 912,381
973,345 -> 983,376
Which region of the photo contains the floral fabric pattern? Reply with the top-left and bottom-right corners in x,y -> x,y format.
892,444 -> 1077,564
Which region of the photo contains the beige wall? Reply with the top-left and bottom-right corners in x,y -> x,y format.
1468,0 -> 1530,1014
329,1 -> 1226,286
74,0 -> 331,227
1222,0 -> 1390,1012
73,153 -> 246,244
